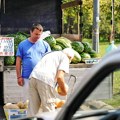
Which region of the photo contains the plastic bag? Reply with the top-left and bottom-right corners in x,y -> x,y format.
106,41 -> 117,53
40,30 -> 51,40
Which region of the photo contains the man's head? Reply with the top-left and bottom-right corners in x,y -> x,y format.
30,23 -> 43,42
62,48 -> 74,62
31,23 -> 43,32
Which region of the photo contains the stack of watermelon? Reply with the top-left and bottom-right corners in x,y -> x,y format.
4,32 -> 99,65
43,35 -> 99,64
4,32 -> 29,65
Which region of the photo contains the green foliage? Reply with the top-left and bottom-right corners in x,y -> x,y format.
62,0 -> 120,41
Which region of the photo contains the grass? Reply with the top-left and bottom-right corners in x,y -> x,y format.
103,71 -> 120,108
84,39 -> 120,108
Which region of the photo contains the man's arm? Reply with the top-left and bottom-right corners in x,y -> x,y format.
16,56 -> 24,86
55,70 -> 68,96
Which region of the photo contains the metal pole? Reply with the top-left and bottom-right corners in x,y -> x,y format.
92,0 -> 100,53
62,9 -> 64,34
110,0 -> 114,42
77,12 -> 80,36
79,1 -> 83,41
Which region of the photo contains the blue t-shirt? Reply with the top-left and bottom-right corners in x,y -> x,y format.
16,39 -> 51,79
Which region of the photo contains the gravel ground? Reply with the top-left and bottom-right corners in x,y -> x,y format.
81,100 -> 114,110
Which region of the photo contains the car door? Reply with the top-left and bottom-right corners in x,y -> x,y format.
55,47 -> 120,120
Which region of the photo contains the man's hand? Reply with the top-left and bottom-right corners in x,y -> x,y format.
17,77 -> 24,86
57,84 -> 69,96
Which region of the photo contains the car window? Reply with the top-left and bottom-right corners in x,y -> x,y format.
55,49 -> 120,120
71,68 -> 120,119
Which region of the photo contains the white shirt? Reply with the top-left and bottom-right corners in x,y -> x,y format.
29,51 -> 70,87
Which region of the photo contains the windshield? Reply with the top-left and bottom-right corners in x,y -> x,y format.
55,54 -> 120,120
68,67 -> 120,118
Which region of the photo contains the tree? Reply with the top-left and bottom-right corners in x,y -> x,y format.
62,0 -> 120,41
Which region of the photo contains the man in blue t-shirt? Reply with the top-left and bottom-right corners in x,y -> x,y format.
16,23 -> 51,101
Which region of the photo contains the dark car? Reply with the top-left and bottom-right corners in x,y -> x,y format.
19,47 -> 120,120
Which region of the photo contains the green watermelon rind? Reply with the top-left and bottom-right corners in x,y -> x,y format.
71,41 -> 84,54
44,35 -> 56,47
71,50 -> 81,64
51,44 -> 63,51
80,52 -> 91,62
82,42 -> 92,53
4,56 -> 15,65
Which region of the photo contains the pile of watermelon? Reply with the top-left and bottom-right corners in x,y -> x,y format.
4,32 -> 99,65
4,32 -> 29,65
43,35 -> 100,64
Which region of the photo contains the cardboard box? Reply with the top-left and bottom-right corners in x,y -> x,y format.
4,109 -> 27,120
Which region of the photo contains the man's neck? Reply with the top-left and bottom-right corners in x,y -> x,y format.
28,37 -> 37,43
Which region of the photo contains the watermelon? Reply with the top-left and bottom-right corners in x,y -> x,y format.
44,35 -> 56,47
82,42 -> 92,53
51,44 -> 62,51
80,52 -> 91,62
59,37 -> 72,44
71,41 -> 84,53
71,50 -> 81,64
56,37 -> 72,49
14,45 -> 18,54
89,49 -> 99,58
4,56 -> 15,65
14,32 -> 28,45
6,32 -> 28,46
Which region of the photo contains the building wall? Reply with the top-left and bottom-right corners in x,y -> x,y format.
1,0 -> 62,34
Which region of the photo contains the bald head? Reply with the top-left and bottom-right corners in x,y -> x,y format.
62,48 -> 74,61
